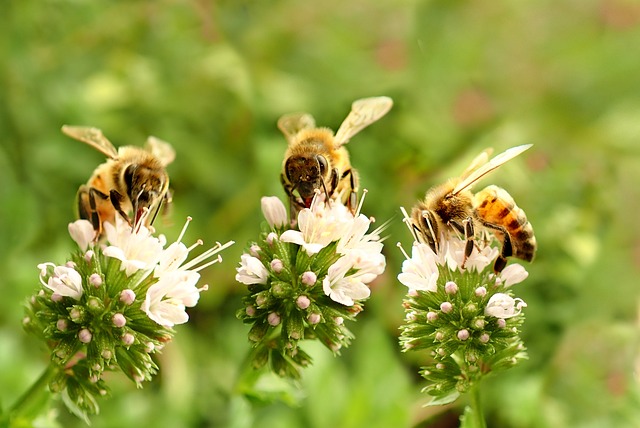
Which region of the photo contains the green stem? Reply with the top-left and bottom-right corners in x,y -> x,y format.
469,384 -> 487,428
3,364 -> 57,426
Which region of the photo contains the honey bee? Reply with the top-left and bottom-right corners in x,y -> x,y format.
62,125 -> 175,237
277,96 -> 393,214
410,144 -> 536,272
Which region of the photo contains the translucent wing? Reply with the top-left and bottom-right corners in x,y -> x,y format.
460,148 -> 493,180
145,136 -> 176,166
277,113 -> 316,145
61,125 -> 119,159
452,144 -> 532,195
333,96 -> 393,146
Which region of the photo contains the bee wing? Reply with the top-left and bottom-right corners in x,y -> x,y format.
145,136 -> 176,166
333,96 -> 393,146
61,125 -> 118,159
460,148 -> 494,180
452,144 -> 532,195
277,113 -> 316,145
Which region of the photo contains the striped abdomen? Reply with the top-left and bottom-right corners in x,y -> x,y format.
474,185 -> 536,262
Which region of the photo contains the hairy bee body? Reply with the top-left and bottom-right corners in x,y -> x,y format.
63,126 -> 175,237
410,145 -> 536,272
278,96 -> 392,214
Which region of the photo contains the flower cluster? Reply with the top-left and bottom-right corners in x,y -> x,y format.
23,214 -> 233,418
397,209 -> 529,405
235,194 -> 386,379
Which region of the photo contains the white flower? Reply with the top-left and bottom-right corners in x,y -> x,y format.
484,293 -> 527,319
38,263 -> 83,300
462,244 -> 500,272
154,242 -> 189,277
142,271 -> 204,327
349,251 -> 386,283
499,264 -> 528,287
235,254 -> 269,285
261,196 -> 288,229
322,255 -> 371,306
68,220 -> 95,251
336,214 -> 383,255
103,214 -> 165,276
280,199 -> 352,255
398,243 -> 439,292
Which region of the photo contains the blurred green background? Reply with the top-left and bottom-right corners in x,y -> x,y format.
2,0 -> 640,427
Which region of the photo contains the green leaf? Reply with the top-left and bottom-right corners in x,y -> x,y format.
426,390 -> 460,406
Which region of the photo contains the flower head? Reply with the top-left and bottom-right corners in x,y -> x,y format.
397,206 -> 531,404
236,193 -> 386,379
26,214 -> 232,418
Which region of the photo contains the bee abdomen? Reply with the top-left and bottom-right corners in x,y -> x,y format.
474,185 -> 537,262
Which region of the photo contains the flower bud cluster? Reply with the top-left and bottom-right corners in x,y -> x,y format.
236,195 -> 386,379
397,217 -> 529,404
24,215 -> 232,417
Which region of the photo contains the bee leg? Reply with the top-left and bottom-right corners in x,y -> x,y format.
81,187 -> 109,237
320,170 -> 334,202
478,220 -> 512,273
341,168 -> 358,214
280,174 -> 304,225
462,219 -> 475,268
109,189 -> 132,226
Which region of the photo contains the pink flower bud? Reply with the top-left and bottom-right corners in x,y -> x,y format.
122,333 -> 135,346
296,295 -> 311,309
112,313 -> 126,328
266,232 -> 278,245
267,312 -> 281,326
120,289 -> 136,305
440,302 -> 453,314
78,328 -> 92,343
270,259 -> 284,273
249,244 -> 261,257
457,329 -> 470,341
445,281 -> 458,294
56,319 -> 68,331
89,273 -> 102,287
301,271 -> 317,286
308,313 -> 321,325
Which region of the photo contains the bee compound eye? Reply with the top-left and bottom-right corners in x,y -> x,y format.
315,155 -> 328,174
123,165 -> 135,190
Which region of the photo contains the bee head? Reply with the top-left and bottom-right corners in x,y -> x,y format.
123,164 -> 168,225
285,154 -> 330,200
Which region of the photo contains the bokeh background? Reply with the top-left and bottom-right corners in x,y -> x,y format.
2,1 -> 640,427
